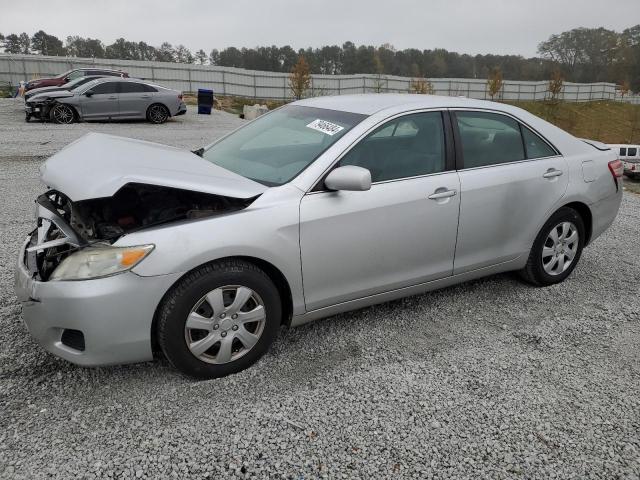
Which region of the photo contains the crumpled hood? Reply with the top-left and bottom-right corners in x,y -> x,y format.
40,133 -> 268,201
28,90 -> 75,102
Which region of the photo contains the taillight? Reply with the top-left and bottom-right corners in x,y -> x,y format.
608,159 -> 624,178
178,93 -> 183,100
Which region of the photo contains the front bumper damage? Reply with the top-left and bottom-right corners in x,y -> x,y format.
14,200 -> 182,366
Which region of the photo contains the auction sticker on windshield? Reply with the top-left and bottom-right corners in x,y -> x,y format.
306,119 -> 345,136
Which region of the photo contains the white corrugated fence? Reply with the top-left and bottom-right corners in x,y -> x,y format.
1,54 -> 639,104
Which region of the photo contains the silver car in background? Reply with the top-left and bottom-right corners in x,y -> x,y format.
15,94 -> 623,379
24,75 -> 106,104
25,77 -> 187,124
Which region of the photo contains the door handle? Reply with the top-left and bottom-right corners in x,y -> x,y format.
107,96 -> 117,100
543,168 -> 563,179
141,95 -> 151,99
428,189 -> 457,200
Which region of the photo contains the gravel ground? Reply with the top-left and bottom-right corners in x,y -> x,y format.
0,98 -> 639,479
0,97 -> 244,157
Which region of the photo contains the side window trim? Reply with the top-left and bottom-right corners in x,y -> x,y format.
309,109 -> 454,193
450,108 -> 561,170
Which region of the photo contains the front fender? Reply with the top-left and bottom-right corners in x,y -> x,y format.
118,186 -> 305,314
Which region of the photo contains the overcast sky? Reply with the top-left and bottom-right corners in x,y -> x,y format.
1,0 -> 638,57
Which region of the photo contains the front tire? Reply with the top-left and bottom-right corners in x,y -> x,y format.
49,103 -> 76,124
519,207 -> 585,286
147,104 -> 169,124
157,260 -> 282,379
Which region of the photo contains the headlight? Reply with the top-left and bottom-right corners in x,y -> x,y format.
50,244 -> 154,281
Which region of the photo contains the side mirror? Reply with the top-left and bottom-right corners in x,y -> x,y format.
324,165 -> 371,192
84,90 -> 94,97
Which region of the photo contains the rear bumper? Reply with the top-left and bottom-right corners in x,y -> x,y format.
175,102 -> 187,116
623,161 -> 639,174
14,236 -> 183,366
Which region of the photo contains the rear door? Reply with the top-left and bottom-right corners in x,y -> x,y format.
452,109 -> 569,273
80,81 -> 119,120
118,82 -> 155,119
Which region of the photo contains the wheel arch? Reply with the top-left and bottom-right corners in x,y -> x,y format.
561,201 -> 593,245
50,101 -> 79,122
150,255 -> 294,355
147,102 -> 170,119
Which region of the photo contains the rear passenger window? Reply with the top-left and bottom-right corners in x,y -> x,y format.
340,112 -> 445,182
455,111 -> 524,168
119,82 -> 147,93
620,147 -> 627,156
628,147 -> 637,157
91,82 -> 118,94
521,126 -> 557,159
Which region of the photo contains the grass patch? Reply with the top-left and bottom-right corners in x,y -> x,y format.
183,94 -> 287,115
509,101 -> 640,144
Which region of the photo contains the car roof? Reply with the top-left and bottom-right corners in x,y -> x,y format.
73,67 -> 125,72
294,93 -> 523,116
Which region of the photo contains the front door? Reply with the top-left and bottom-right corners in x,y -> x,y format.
299,111 -> 460,311
81,81 -> 119,120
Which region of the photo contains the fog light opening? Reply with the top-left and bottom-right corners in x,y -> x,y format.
60,329 -> 85,352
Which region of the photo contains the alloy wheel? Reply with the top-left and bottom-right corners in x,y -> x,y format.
149,105 -> 168,123
184,285 -> 266,364
51,104 -> 74,124
541,221 -> 579,276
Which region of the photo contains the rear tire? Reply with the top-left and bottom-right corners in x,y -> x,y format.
147,104 -> 169,124
519,207 -> 585,287
157,259 -> 282,379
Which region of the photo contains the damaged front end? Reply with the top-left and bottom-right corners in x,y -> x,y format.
26,184 -> 255,281
25,97 -> 59,122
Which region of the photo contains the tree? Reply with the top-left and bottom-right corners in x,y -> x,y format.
372,53 -> 386,93
487,67 -> 504,100
548,70 -> 564,101
174,44 -> 194,63
1,34 -> 22,53
620,80 -> 631,99
195,49 -> 207,65
209,49 -> 220,65
18,32 -> 30,53
218,47 -> 243,68
65,36 -> 104,58
105,38 -> 138,60
409,77 -> 435,94
289,55 -> 311,100
156,42 -> 176,62
31,30 -> 64,56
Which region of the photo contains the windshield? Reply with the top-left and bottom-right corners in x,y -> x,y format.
65,76 -> 95,89
76,79 -> 101,93
201,105 -> 367,186
56,69 -> 74,79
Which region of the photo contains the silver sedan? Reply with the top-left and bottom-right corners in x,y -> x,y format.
15,94 -> 623,378
24,77 -> 187,124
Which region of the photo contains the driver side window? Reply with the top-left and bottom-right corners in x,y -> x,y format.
340,112 -> 445,182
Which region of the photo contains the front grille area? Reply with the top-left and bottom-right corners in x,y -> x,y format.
61,329 -> 85,351
26,218 -> 74,281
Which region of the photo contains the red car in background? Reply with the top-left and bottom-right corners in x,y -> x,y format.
25,68 -> 129,91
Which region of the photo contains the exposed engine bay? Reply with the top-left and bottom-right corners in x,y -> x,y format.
28,183 -> 255,280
